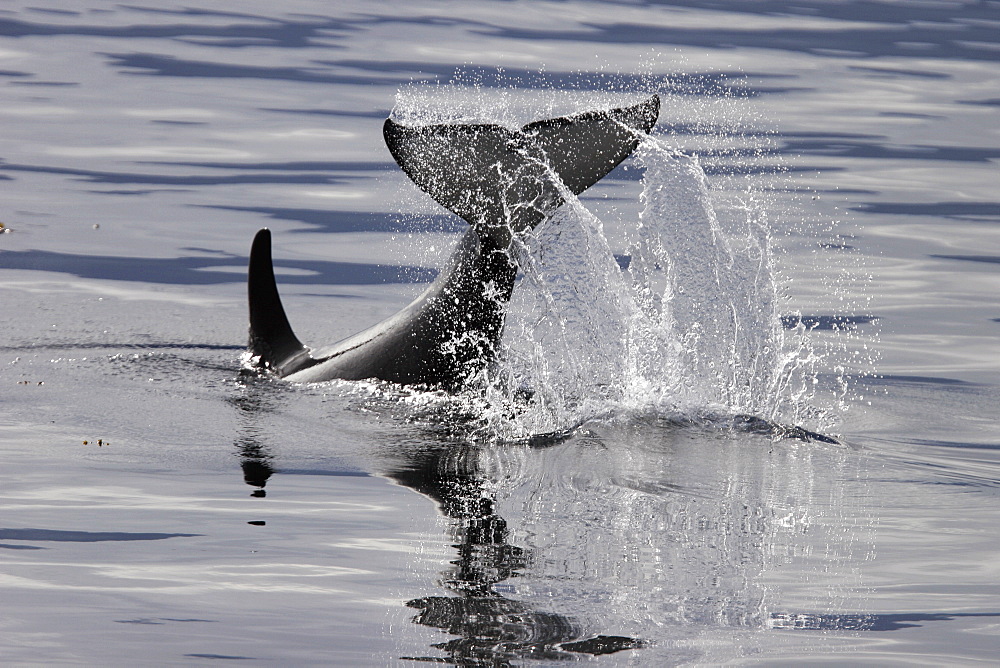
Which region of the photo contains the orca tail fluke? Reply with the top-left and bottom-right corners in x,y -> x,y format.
522,94 -> 660,194
247,228 -> 316,377
383,95 -> 660,249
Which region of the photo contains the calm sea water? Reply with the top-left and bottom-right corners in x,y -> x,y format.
2,1 -> 999,665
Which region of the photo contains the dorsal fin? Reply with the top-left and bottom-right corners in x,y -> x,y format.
383,95 -> 659,248
247,228 -> 316,376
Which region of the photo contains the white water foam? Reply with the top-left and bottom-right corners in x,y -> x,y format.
470,136 -> 802,439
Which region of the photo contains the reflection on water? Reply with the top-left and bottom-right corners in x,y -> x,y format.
230,373 -> 281,497
232,377 -> 885,663
388,444 -> 646,664
379,416 -> 996,663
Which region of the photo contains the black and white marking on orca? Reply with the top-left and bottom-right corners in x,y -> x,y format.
246,96 -> 660,390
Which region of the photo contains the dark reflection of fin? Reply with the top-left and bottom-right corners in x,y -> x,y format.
240,457 -> 273,492
228,373 -> 282,497
387,444 -> 645,664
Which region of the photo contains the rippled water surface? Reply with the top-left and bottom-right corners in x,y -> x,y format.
2,2 -> 999,665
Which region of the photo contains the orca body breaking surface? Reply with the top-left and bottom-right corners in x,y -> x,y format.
247,95 -> 660,389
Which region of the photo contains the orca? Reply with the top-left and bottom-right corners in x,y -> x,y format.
246,95 -> 660,390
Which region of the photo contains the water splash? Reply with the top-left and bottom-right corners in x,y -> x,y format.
466,131 -> 819,440
376,83 -> 852,441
